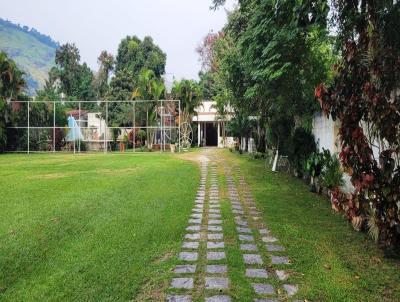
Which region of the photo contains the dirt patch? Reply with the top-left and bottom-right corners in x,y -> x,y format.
28,172 -> 73,180
96,167 -> 137,175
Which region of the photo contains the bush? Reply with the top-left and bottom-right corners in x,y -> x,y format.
321,154 -> 344,189
289,127 -> 316,177
252,152 -> 266,160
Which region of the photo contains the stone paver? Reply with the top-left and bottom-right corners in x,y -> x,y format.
207,251 -> 226,260
185,233 -> 200,240
243,254 -> 263,265
189,218 -> 202,224
237,227 -> 252,233
174,264 -> 197,274
271,256 -> 290,265
182,242 -> 199,249
206,264 -> 227,274
239,234 -> 255,242
208,233 -> 223,240
275,270 -> 289,281
205,296 -> 231,302
166,295 -> 192,302
207,241 -> 225,249
283,284 -> 298,296
179,252 -> 198,261
251,283 -> 275,294
266,244 -> 285,252
262,236 -> 278,243
208,225 -> 223,231
240,244 -> 258,251
246,268 -> 268,278
186,225 -> 201,231
171,278 -> 194,289
205,277 -> 229,289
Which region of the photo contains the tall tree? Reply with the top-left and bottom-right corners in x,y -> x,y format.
115,36 -> 166,78
51,43 -> 96,106
94,50 -> 115,99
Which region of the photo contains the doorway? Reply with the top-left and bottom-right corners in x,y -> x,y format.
205,123 -> 218,146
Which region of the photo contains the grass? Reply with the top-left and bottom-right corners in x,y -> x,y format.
0,153 -> 199,302
222,150 -> 400,302
1,150 -> 399,301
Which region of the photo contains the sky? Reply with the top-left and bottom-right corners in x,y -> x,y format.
1,0 -> 236,82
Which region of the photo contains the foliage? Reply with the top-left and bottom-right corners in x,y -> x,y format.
227,114 -> 254,151
50,43 -> 96,107
0,52 -> 26,152
94,50 -> 114,99
106,36 -> 167,130
316,0 -> 400,247
289,127 -> 316,176
321,154 -> 344,189
171,79 -> 202,116
203,0 -> 335,153
306,148 -> 331,179
115,36 -> 166,78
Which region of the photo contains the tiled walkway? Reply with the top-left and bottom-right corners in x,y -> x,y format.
166,150 -> 301,301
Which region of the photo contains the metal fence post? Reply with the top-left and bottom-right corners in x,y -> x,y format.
27,100 -> 30,154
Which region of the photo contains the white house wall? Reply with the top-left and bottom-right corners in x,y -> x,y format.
312,111 -> 338,154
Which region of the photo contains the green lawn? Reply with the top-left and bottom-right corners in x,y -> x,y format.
224,150 -> 400,302
1,150 -> 399,302
0,153 -> 198,302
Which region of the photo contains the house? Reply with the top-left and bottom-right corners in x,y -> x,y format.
192,100 -> 235,148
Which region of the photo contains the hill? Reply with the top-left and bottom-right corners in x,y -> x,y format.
0,18 -> 59,95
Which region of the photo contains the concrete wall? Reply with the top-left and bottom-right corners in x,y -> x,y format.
312,111 -> 339,154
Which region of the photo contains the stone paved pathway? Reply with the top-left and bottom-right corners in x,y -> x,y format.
166,150 -> 301,301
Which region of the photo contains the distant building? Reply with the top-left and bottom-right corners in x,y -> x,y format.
192,100 -> 235,148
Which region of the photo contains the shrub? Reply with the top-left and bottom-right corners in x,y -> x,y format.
289,127 -> 316,177
321,154 -> 344,189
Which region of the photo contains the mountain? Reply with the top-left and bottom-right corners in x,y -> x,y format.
0,18 -> 59,95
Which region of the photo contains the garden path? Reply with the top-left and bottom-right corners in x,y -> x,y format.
166,149 -> 301,302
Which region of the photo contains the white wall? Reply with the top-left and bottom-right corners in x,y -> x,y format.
312,111 -> 338,154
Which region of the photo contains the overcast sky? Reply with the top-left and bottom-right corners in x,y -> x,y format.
1,0 -> 236,81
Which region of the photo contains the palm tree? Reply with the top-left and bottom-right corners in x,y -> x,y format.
211,90 -> 230,147
132,69 -> 156,148
227,114 -> 254,151
171,79 -> 203,148
0,52 -> 26,152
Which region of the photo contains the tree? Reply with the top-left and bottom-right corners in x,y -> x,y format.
106,36 -> 167,131
205,0 -> 333,153
51,43 -> 96,107
115,36 -> 166,78
94,50 -> 114,99
316,0 -> 400,247
0,52 -> 26,152
227,113 -> 254,151
212,90 -> 230,147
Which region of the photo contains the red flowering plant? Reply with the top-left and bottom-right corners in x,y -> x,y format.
316,1 -> 400,247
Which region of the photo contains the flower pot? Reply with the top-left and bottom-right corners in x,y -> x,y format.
170,144 -> 176,153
